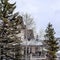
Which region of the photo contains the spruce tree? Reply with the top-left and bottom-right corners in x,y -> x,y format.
0,0 -> 22,60
44,23 -> 59,60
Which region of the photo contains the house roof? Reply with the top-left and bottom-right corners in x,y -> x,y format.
21,39 -> 43,46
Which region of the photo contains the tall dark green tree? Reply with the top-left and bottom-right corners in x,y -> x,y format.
0,0 -> 23,60
44,23 -> 59,60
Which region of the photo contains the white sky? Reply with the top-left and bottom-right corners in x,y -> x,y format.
10,0 -> 60,37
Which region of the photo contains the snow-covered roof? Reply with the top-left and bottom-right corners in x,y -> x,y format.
21,39 -> 43,46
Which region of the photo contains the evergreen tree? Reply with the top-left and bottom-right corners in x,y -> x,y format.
44,23 -> 59,60
0,0 -> 23,60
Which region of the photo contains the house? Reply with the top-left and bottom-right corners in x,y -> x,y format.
16,25 -> 47,60
21,38 -> 47,60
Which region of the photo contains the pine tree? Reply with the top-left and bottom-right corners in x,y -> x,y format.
0,0 -> 23,60
44,23 -> 59,60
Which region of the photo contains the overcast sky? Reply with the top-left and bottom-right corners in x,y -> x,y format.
10,0 -> 60,37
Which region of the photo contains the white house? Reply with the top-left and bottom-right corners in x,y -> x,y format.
21,39 -> 47,60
